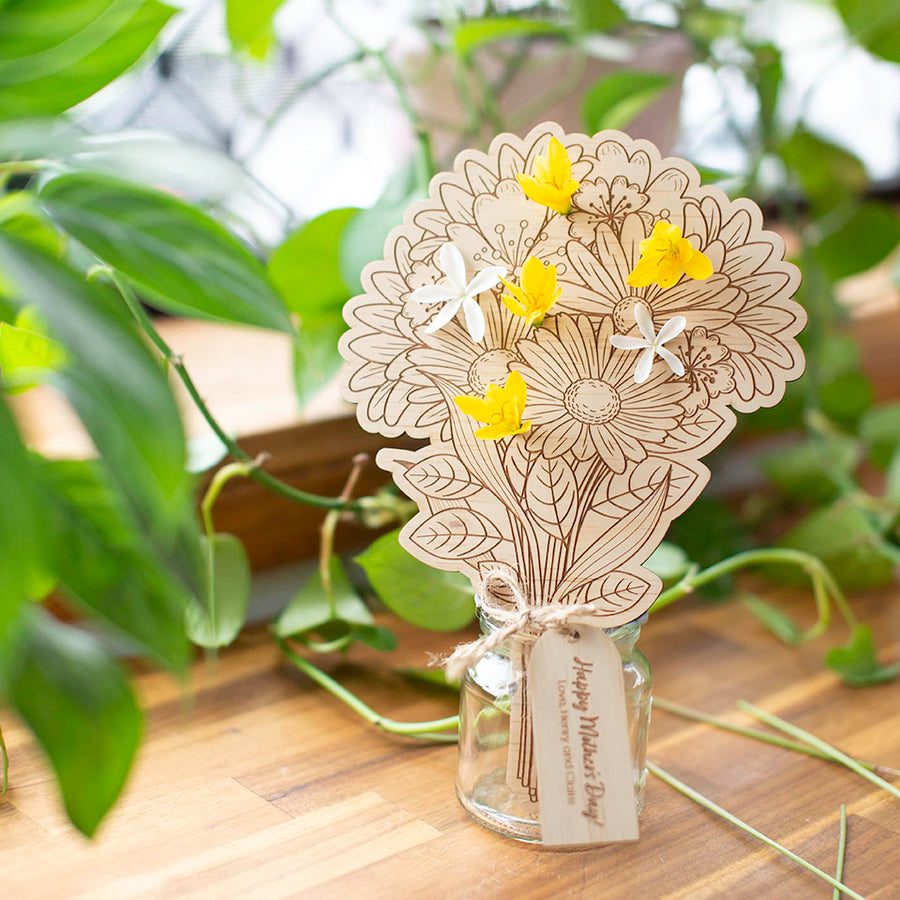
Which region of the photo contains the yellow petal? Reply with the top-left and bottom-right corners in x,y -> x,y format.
682,246 -> 713,280
475,422 -> 513,440
656,258 -> 681,289
654,220 -> 681,242
547,137 -> 571,181
503,294 -> 529,318
520,255 -> 543,287
506,369 -> 527,411
626,255 -> 660,287
454,395 -> 491,422
513,419 -> 532,435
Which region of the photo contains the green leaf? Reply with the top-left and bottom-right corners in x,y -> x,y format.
0,0 -> 176,121
0,305 -> 68,393
352,624 -> 397,653
41,459 -> 192,672
836,0 -> 900,64
291,318 -> 345,407
820,370 -> 874,428
582,71 -> 673,134
40,173 -> 292,333
761,436 -> 860,503
778,501 -> 896,590
275,558 -> 373,639
644,542 -> 691,585
664,499 -> 744,599
859,402 -> 900,468
886,448 -> 900,505
226,0 -> 288,58
779,129 -> 867,214
743,595 -> 802,644
186,533 -> 251,649
0,232 -> 201,594
752,43 -> 783,136
269,208 -> 358,320
568,0 -> 625,33
814,202 -> 900,282
355,529 -> 476,632
0,395 -> 45,642
825,625 -> 900,686
5,607 -> 142,836
0,192 -> 65,257
397,667 -> 460,692
453,16 -> 568,57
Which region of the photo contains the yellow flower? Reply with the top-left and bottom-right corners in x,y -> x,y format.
516,137 -> 580,216
499,256 -> 561,327
627,220 -> 714,290
454,370 -> 532,440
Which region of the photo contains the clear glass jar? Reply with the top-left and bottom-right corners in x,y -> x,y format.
456,613 -> 652,843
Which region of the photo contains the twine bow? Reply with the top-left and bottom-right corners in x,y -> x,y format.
442,569 -> 601,682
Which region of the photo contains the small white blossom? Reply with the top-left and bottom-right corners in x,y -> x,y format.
410,242 -> 506,343
609,302 -> 686,384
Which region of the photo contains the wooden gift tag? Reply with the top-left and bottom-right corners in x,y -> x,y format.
530,627 -> 639,846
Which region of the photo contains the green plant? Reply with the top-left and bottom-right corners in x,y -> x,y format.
1,0 -> 898,837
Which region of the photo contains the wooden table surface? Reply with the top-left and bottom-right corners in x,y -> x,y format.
2,587 -> 898,899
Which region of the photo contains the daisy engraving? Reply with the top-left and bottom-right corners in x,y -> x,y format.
516,315 -> 688,472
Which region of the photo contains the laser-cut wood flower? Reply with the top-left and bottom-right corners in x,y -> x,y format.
626,220 -> 713,289
341,125 -> 805,628
410,242 -> 506,343
516,136 -> 580,215
500,256 -> 561,327
609,302 -> 686,384
454,369 -> 531,440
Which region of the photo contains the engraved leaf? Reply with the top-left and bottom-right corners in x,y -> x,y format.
504,437 -> 532,497
593,458 -> 700,517
556,473 -> 669,601
569,570 -> 652,613
663,406 -> 731,454
408,509 -> 504,561
524,456 -> 578,539
402,454 -> 482,500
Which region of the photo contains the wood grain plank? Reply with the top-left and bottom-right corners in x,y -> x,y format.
2,586 -> 898,898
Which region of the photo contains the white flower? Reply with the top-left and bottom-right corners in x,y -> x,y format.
609,302 -> 686,384
410,242 -> 506,343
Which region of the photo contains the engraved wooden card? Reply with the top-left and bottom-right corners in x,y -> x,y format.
340,123 -> 805,624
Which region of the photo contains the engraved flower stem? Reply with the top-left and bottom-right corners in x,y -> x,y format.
278,641 -> 459,742
647,762 -> 866,900
104,269 -> 360,512
653,697 -> 899,778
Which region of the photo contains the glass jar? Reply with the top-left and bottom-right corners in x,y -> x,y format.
456,612 -> 652,843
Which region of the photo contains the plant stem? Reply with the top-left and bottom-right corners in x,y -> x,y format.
0,720 -> 8,794
651,547 -> 858,631
737,701 -> 900,802
653,697 -> 897,776
279,640 -> 460,740
648,761 -> 867,900
319,453 -> 369,617
834,804 -> 848,900
104,270 -> 358,512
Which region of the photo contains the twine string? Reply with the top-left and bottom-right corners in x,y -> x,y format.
442,569 -> 600,682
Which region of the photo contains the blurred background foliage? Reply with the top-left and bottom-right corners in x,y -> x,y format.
1,0 -> 899,835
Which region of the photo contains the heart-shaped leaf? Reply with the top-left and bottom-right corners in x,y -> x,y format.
356,529 -> 476,631
825,625 -> 900,686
